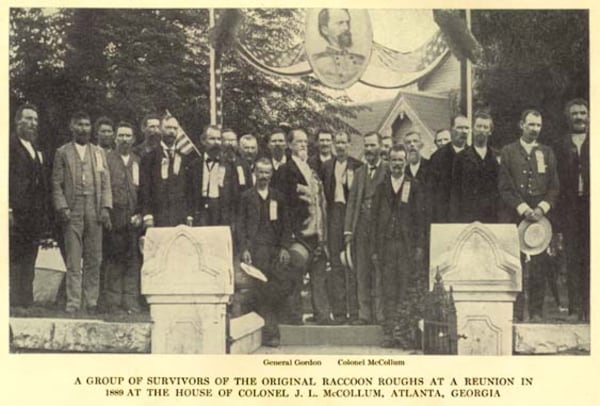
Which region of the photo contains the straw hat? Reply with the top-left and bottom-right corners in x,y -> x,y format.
518,217 -> 553,256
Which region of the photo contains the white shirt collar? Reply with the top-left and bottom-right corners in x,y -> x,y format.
571,133 -> 586,145
162,141 -> 176,152
335,158 -> 347,168
571,133 -> 586,155
273,155 -> 287,167
320,154 -> 332,163
73,142 -> 88,160
474,145 -> 487,159
519,138 -> 537,155
409,160 -> 421,177
257,187 -> 269,200
452,144 -> 465,154
19,138 -> 36,160
368,158 -> 381,169
120,154 -> 130,166
391,175 -> 404,193
292,154 -> 312,184
292,154 -> 308,167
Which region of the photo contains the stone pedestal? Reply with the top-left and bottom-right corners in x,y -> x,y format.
141,225 -> 234,354
430,222 -> 522,355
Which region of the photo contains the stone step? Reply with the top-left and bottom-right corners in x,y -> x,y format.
513,323 -> 590,355
10,317 -> 151,353
255,345 -> 421,355
279,324 -> 384,346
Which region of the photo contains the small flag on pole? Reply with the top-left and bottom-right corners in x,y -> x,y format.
165,109 -> 201,157
175,130 -> 195,156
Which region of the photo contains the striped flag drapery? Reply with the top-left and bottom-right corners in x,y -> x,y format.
234,30 -> 451,88
359,30 -> 450,89
174,130 -> 195,156
235,40 -> 311,77
211,9 -> 478,89
165,110 -> 200,157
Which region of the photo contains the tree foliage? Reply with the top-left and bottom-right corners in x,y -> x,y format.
10,8 -> 361,155
472,10 -> 588,148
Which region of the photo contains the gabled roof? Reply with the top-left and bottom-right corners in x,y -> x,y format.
343,98 -> 395,135
343,90 -> 451,137
378,90 -> 451,137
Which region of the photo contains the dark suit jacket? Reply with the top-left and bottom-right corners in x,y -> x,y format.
131,140 -> 157,159
237,187 -> 293,254
258,149 -> 292,177
106,150 -> 140,230
555,135 -> 589,233
194,153 -> 237,225
449,147 -> 500,223
428,143 -> 461,223
405,157 -> 432,225
343,161 -> 388,236
498,140 -> 559,223
271,157 -> 312,237
321,156 -> 363,208
9,135 -> 51,239
308,154 -> 333,182
52,142 -> 112,215
233,159 -> 255,195
369,176 -> 427,257
405,157 -> 430,184
139,148 -> 198,227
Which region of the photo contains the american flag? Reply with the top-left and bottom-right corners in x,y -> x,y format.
237,40 -> 306,68
165,110 -> 199,157
370,30 -> 449,74
416,30 -> 449,71
175,129 -> 196,156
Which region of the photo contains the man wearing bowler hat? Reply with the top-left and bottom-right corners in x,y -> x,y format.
238,158 -> 292,347
498,109 -> 559,321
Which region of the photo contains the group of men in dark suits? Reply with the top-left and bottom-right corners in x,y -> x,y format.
9,98 -> 590,348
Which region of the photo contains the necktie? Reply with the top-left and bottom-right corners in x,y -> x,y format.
369,166 -> 376,178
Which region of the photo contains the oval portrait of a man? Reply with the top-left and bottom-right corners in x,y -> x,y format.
305,9 -> 373,89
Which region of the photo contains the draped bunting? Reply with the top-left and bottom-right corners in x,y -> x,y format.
360,31 -> 450,89
234,29 -> 451,89
235,40 -> 312,76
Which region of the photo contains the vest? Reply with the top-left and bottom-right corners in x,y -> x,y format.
74,147 -> 95,196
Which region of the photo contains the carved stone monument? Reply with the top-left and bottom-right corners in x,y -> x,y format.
141,225 -> 234,354
430,222 -> 522,355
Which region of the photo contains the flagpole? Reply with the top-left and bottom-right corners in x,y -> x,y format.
466,9 -> 473,146
209,8 -> 217,126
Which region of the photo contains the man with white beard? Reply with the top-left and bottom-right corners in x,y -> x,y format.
272,128 -> 331,325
